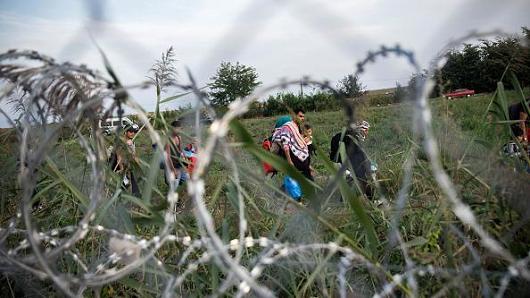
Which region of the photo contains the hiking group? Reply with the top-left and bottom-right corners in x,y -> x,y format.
262,108 -> 376,202
105,98 -> 528,211
108,119 -> 198,206
107,109 -> 376,210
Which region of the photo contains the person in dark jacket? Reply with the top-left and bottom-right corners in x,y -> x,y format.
508,99 -> 529,142
330,120 -> 374,199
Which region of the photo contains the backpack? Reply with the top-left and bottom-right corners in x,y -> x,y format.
261,138 -> 276,175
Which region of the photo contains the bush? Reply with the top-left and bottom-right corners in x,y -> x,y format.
369,94 -> 396,106
243,91 -> 341,118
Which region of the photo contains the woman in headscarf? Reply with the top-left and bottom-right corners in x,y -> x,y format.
272,119 -> 313,181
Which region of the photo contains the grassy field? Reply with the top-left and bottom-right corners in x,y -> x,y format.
1,90 -> 530,296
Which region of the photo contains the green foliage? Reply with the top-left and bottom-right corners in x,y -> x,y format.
440,27 -> 530,93
337,74 -> 365,98
243,74 -> 365,118
243,91 -> 340,118
148,46 -> 177,94
408,69 -> 441,98
441,44 -> 483,92
393,81 -> 407,102
3,83 -> 530,296
149,47 -> 178,130
208,61 -> 261,107
367,93 -> 395,106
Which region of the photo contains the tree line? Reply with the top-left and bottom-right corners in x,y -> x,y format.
151,27 -> 529,120
408,27 -> 530,99
208,62 -> 365,116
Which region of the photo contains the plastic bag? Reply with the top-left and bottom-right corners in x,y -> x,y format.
284,176 -> 302,201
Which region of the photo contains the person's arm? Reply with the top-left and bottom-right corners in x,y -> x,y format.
283,145 -> 293,166
125,139 -> 140,165
309,165 -> 316,177
276,131 -> 294,166
175,135 -> 181,148
165,143 -> 177,175
114,152 -> 123,172
132,150 -> 140,165
133,148 -> 139,164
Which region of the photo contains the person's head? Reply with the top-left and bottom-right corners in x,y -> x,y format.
294,108 -> 305,125
124,123 -> 139,139
303,123 -> 312,137
348,120 -> 370,141
357,120 -> 370,139
170,119 -> 182,136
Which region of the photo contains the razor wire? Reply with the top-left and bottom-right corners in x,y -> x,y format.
0,0 -> 530,297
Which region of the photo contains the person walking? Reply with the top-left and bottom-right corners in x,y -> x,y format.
508,99 -> 530,143
330,120 -> 374,199
165,120 -> 188,190
272,119 -> 313,181
112,123 -> 141,197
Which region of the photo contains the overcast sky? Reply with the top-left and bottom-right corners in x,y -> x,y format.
0,0 -> 529,127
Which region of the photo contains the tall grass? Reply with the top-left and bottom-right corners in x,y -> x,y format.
1,46 -> 530,297
3,93 -> 527,294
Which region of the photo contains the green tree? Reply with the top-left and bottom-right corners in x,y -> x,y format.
481,31 -> 530,90
408,69 -> 441,98
440,28 -> 530,93
337,74 -> 365,98
393,82 -> 407,102
208,61 -> 261,107
460,44 -> 483,91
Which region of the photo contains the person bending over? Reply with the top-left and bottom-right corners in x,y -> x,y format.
330,121 -> 374,199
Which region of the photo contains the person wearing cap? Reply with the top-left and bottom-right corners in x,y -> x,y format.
124,123 -> 140,155
113,123 -> 141,197
330,120 -> 374,199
